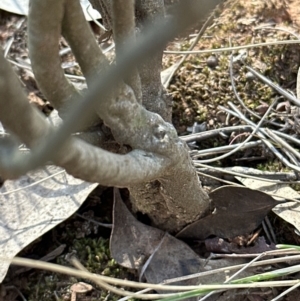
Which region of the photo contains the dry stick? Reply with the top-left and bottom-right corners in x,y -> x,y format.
245,65 -> 300,107
281,149 -> 300,167
10,256 -> 300,297
195,99 -> 277,163
180,125 -> 253,143
201,168 -> 299,203
209,250 -> 300,259
270,281 -> 300,301
163,9 -> 216,88
227,103 -> 300,168
254,25 -> 300,41
163,39 -> 300,55
253,23 -> 300,130
118,251 -> 300,301
197,165 -> 297,181
274,131 -> 300,148
218,104 -> 300,173
75,213 -> 112,228
228,103 -> 300,172
297,65 -> 300,100
199,253 -> 265,301
139,233 -> 167,282
265,129 -> 300,161
0,168 -> 65,196
196,169 -> 300,203
10,253 -> 300,291
192,141 -> 262,158
264,216 -> 277,244
194,161 -> 300,184
228,40 -> 283,128
3,286 -> 27,301
14,244 -> 66,276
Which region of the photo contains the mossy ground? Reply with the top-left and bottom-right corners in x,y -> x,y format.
164,0 -> 300,169
167,2 -> 299,129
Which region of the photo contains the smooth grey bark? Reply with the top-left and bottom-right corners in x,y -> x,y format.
0,0 -> 223,233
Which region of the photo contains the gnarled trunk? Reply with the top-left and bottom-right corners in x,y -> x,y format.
0,0 -> 222,233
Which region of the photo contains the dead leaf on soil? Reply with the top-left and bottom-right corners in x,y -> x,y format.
177,186 -> 278,240
110,189 -> 252,292
0,166 -> 98,283
110,188 -> 165,270
235,168 -> 300,235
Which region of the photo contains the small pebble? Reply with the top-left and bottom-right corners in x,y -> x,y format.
206,55 -> 218,68
245,71 -> 255,81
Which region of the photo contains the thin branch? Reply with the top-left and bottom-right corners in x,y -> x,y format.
0,50 -> 52,148
180,125 -> 253,143
192,140 -> 262,159
245,65 -> 300,107
111,0 -> 142,102
195,98 -> 277,164
223,102 -> 300,173
61,0 -> 111,130
0,50 -> 170,184
62,0 -> 110,83
265,128 -> 300,161
162,9 -> 216,89
164,39 -> 300,54
55,139 -> 172,186
0,0 -> 221,191
195,163 -> 300,185
10,257 -> 300,293
28,0 -> 80,117
26,0 -> 221,171
135,0 -> 171,121
229,41 -> 283,128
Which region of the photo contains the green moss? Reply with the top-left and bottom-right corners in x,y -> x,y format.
23,237 -> 133,301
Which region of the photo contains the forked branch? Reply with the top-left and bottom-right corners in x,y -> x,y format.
0,50 -> 170,185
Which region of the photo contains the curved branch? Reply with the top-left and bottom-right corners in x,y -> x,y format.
135,0 -> 171,121
0,51 -> 170,184
112,0 -> 142,102
56,139 -> 171,186
0,50 -> 52,148
0,0 -> 221,175
62,0 -> 110,83
28,0 -> 80,117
